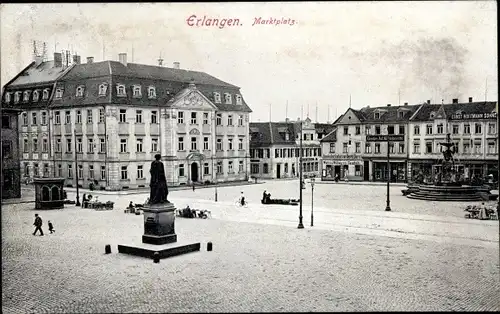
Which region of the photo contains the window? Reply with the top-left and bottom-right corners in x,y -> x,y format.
148,86 -> 156,98
99,138 -> 106,153
238,115 -> 243,126
133,85 -> 142,98
76,110 -> 82,124
43,164 -> 49,177
55,89 -> 63,99
24,163 -> 30,177
179,164 -> 185,177
191,137 -> 197,150
40,111 -> 48,125
414,125 -> 420,135
204,163 -> 210,175
4,92 -> 10,103
14,92 -> 21,103
236,94 -> 242,105
227,115 -> 233,126
426,124 -> 433,135
76,138 -> 83,152
117,84 -> 126,96
121,166 -> 128,180
78,165 -> 83,178
191,112 -> 197,124
354,165 -> 361,176
413,142 -> 420,154
99,109 -> 105,123
214,92 -> 221,103
399,125 -> 405,135
178,111 -> 184,124
151,138 -> 159,152
101,166 -> 106,180
136,138 -> 143,152
463,142 -> 470,154
76,86 -> 84,97
32,112 -> 37,125
488,123 -> 496,134
203,112 -> 209,124
22,112 -> 28,125
217,161 -> 223,174
464,124 -> 470,134
398,143 -> 405,154
42,138 -> 48,152
55,138 -> 61,152
2,116 -> 10,129
398,111 -> 405,118
54,111 -> 61,124
426,142 -> 432,154
57,164 -> 62,177
228,138 -> 233,150
65,111 -> 71,124
119,109 -> 126,123
375,143 -> 381,154
98,84 -> 107,96
67,164 -> 73,179
23,91 -> 31,102
23,139 -> 29,152
364,143 -> 371,153
374,112 -> 380,119
2,141 -> 12,159
136,110 -> 143,123
151,111 -> 158,124
216,113 -> 222,125
88,138 -> 94,153
203,137 -> 209,150
388,125 -> 395,135
216,138 -> 223,151
452,124 -> 459,134
239,160 -> 244,173
33,163 -> 39,177
66,139 -> 72,152
343,143 -> 348,153
120,139 -> 127,153
375,126 -> 381,135
85,110 -> 92,124
389,143 -> 395,154
355,126 -> 361,135
137,165 -> 144,179
488,142 -> 496,154
89,165 -> 95,179
263,163 -> 269,174
365,125 -> 371,135
355,142 -> 361,153
228,161 -> 233,173
238,138 -> 244,150
475,123 -> 482,134
33,139 -> 38,152
178,137 -> 184,151
343,127 -> 349,135
474,140 -> 482,154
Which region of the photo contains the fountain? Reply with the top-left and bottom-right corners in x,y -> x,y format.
403,133 -> 498,201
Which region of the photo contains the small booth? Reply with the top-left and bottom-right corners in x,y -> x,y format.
34,178 -> 65,210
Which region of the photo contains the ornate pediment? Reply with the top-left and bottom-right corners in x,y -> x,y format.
189,128 -> 200,135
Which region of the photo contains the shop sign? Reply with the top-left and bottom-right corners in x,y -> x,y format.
326,154 -> 363,160
324,160 -> 362,166
366,135 -> 405,142
449,112 -> 497,120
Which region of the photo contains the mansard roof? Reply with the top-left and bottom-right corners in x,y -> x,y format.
410,101 -> 497,122
357,104 -> 420,123
249,122 -> 298,147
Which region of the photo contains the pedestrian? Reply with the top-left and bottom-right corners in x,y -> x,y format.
33,214 -> 44,236
192,184 -> 195,191
48,220 -> 55,234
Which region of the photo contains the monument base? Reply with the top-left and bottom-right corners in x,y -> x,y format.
118,241 -> 200,260
142,234 -> 177,245
142,202 -> 177,245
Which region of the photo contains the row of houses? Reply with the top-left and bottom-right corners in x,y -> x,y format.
249,100 -> 498,183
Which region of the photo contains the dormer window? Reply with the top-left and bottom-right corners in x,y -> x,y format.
148,86 -> 156,99
14,92 -> 21,103
285,132 -> 290,141
430,112 -> 436,119
398,111 -> 405,118
23,91 -> 31,102
213,92 -> 221,103
224,93 -> 232,104
42,89 -> 49,100
75,86 -> 85,97
32,90 -> 39,102
374,111 -> 380,119
132,85 -> 142,98
4,92 -> 10,103
55,88 -> 63,99
236,94 -> 242,105
98,83 -> 108,96
116,84 -> 126,97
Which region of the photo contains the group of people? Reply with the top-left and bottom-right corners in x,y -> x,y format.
262,190 -> 272,204
32,214 -> 55,236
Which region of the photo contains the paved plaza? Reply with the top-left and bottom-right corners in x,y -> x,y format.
2,181 -> 499,313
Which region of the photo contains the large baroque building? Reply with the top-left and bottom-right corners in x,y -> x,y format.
1,52 -> 252,190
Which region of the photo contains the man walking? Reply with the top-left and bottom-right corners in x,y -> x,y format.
33,214 -> 44,236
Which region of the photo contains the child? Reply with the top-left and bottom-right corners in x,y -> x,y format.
48,220 -> 55,234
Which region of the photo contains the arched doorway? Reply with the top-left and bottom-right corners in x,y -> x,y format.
191,162 -> 199,182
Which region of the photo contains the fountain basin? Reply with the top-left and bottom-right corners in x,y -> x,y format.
404,184 -> 498,201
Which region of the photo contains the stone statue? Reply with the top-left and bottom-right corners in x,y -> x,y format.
149,154 -> 169,204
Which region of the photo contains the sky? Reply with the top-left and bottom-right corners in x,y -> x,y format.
0,2 -> 497,123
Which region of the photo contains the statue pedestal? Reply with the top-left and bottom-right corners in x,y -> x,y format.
142,202 -> 177,245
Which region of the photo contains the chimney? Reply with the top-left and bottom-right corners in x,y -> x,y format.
34,55 -> 43,66
54,52 -> 62,67
118,53 -> 127,66
173,62 -> 180,69
72,55 -> 81,65
404,102 -> 408,106
285,118 -> 290,123
468,97 -> 473,103
158,58 -> 163,67
387,104 -> 391,107
427,100 -> 430,104
452,98 -> 458,104
87,57 -> 94,64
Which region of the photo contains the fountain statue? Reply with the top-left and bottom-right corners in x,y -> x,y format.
436,133 -> 459,186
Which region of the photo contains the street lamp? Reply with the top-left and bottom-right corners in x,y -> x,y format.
298,120 -> 305,229
385,129 -> 391,211
74,129 -> 81,207
310,177 -> 315,226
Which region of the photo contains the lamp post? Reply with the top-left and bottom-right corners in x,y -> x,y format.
310,177 -> 315,226
385,130 -> 391,211
74,129 -> 81,207
298,120 -> 305,229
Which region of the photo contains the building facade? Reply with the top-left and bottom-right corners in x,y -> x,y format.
2,52 -> 252,190
1,107 -> 22,198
